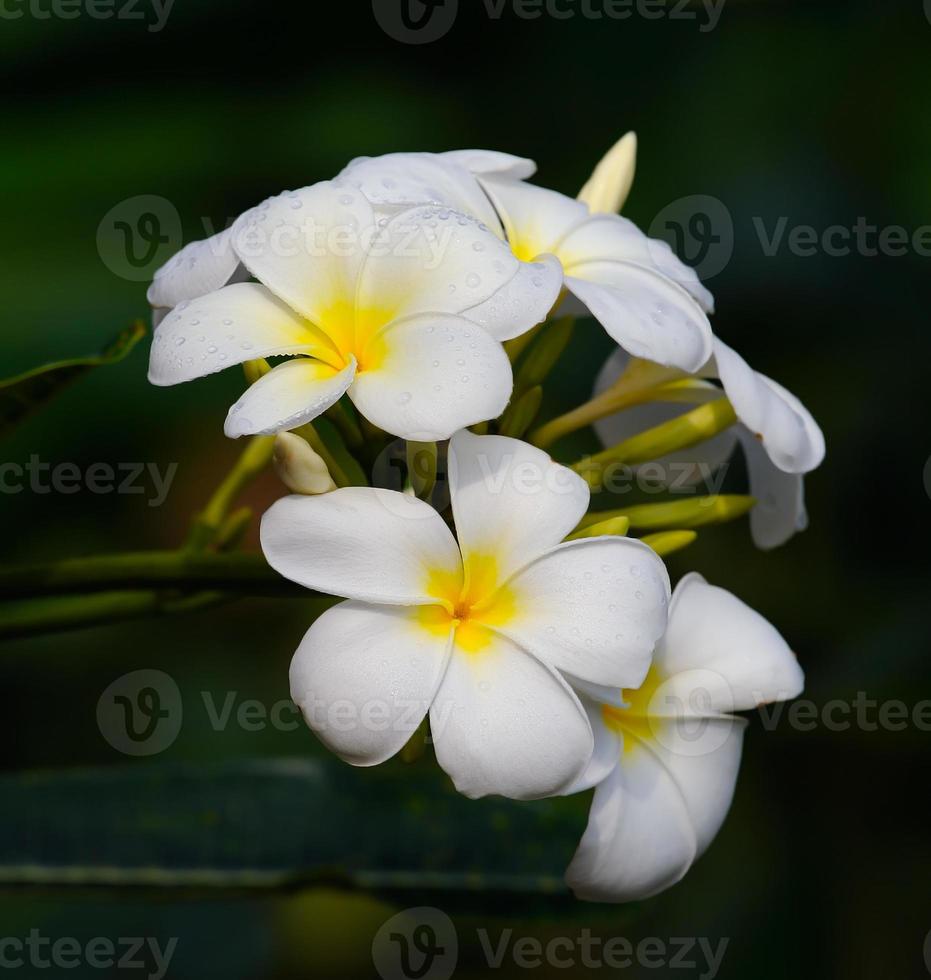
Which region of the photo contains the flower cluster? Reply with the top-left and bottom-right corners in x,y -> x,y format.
148,135 -> 823,902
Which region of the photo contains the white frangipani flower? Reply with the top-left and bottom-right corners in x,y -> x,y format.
148,181 -> 563,441
339,148 -> 715,373
260,430 -> 671,801
565,572 -> 804,903
594,341 -> 825,549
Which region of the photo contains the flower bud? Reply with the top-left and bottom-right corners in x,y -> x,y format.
273,432 -> 336,495
578,131 -> 637,215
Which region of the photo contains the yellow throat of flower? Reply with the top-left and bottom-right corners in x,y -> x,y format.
420,553 -> 516,654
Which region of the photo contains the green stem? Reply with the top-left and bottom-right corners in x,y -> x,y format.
0,591 -> 230,642
0,551 -> 308,600
187,435 -> 275,550
571,399 -> 738,491
575,495 -> 755,532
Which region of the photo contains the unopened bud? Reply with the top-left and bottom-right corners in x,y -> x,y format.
273,432 -> 336,495
578,131 -> 637,214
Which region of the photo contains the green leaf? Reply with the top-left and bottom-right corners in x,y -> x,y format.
0,757 -> 585,905
0,320 -> 146,438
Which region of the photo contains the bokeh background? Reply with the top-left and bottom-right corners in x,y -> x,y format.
1,0 -> 929,977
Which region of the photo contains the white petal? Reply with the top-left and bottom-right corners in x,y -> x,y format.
479,176 -> 590,260
260,487 -> 461,606
566,749 -> 697,903
561,698 -> 623,795
577,131 -> 637,216
558,213 -> 715,313
462,253 -> 563,341
348,314 -> 512,441
231,182 -> 376,327
657,572 -> 805,712
447,429 -> 590,586
224,356 -> 356,438
500,538 -> 670,689
148,283 -> 339,386
430,630 -> 593,800
565,263 -> 713,372
642,716 -> 746,857
738,431 -> 809,549
440,149 -> 537,181
710,339 -> 825,474
339,153 -> 503,233
147,226 -> 247,311
356,205 -> 556,334
289,600 -> 453,767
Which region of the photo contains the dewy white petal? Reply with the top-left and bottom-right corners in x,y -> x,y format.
231,182 -> 376,327
500,538 -> 670,689
577,131 -> 637,216
430,630 -> 593,801
558,213 -> 715,314
440,149 -> 537,181
709,339 -> 824,474
738,431 -> 809,549
447,430 -> 590,586
462,253 -> 563,342
566,753 -> 697,903
147,225 -> 248,312
356,205 -> 522,322
657,572 -> 805,712
260,487 -> 461,606
148,282 -> 335,387
224,357 -> 356,438
289,600 -> 453,767
479,176 -> 590,258
565,263 -> 713,373
348,314 -> 512,441
338,153 -> 503,235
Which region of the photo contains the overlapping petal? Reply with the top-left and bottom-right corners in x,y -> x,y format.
148,282 -> 338,386
339,152 -> 503,232
260,488 -> 461,606
566,751 -> 697,903
500,538 -> 670,689
708,340 -> 825,474
224,356 -> 356,438
565,264 -> 712,372
231,182 -> 377,330
147,225 -> 248,313
356,205 -> 560,334
447,430 -> 589,587
431,629 -> 593,800
289,600 -> 454,766
348,314 -> 512,441
657,573 -> 804,712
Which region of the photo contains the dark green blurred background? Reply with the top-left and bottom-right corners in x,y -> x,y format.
2,0 -> 929,977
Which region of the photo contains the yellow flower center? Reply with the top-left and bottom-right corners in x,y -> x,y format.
419,553 -> 516,654
601,665 -> 664,754
304,301 -> 395,374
